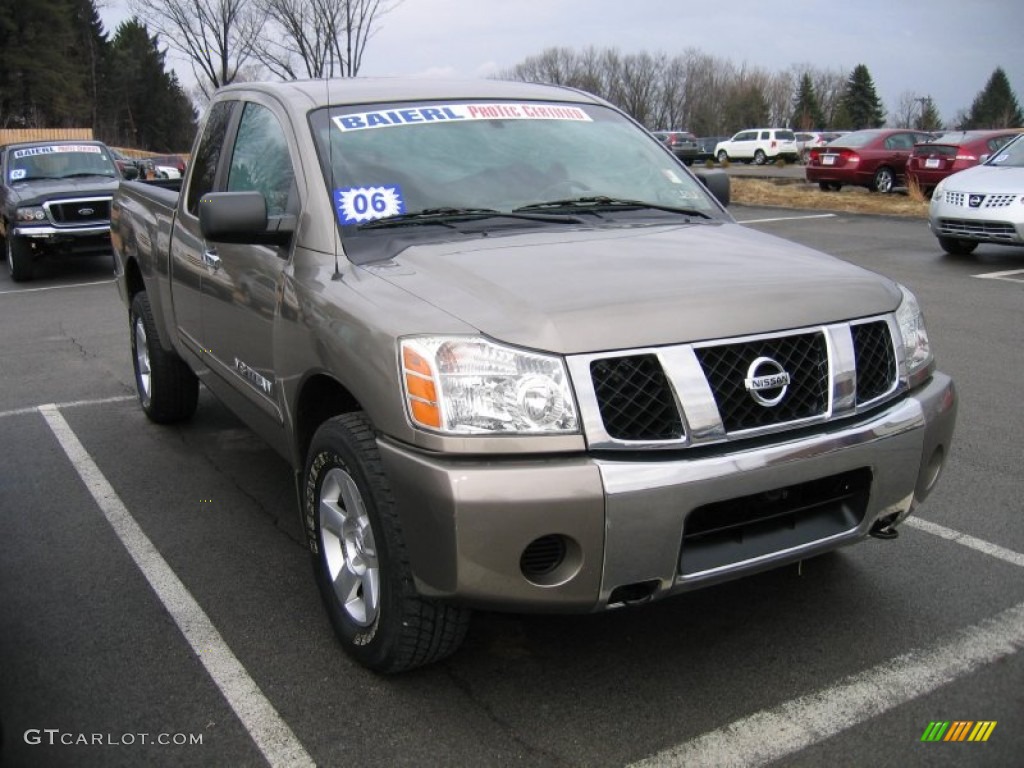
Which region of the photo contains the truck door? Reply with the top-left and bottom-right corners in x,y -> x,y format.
170,100 -> 237,363
199,100 -> 298,426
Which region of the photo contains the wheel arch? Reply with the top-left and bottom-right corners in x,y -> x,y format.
293,372 -> 363,470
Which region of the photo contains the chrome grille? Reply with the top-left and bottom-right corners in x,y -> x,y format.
982,194 -> 1017,208
694,332 -> 829,432
44,197 -> 112,226
575,317 -> 903,451
942,191 -> 966,206
852,321 -> 896,403
937,218 -> 1017,241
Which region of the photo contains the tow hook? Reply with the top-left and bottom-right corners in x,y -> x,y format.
869,516 -> 900,540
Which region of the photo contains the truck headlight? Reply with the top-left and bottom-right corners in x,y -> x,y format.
16,206 -> 47,222
400,336 -> 578,434
895,284 -> 934,388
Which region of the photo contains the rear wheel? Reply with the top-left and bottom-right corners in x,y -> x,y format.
6,234 -> 33,282
753,149 -> 767,165
305,413 -> 470,673
871,166 -> 896,193
938,237 -> 978,256
716,150 -> 729,164
130,291 -> 199,423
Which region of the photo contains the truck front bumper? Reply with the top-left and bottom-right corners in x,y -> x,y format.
380,373 -> 956,613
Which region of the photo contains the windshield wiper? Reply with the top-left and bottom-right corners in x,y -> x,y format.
61,172 -> 116,179
357,206 -> 582,229
514,196 -> 712,219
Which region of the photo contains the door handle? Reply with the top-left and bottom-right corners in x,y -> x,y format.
202,249 -> 222,270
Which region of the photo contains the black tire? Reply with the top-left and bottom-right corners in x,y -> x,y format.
818,182 -> 842,192
129,291 -> 198,423
871,166 -> 895,194
938,237 -> 978,256
753,149 -> 767,165
6,234 -> 33,282
716,150 -> 729,164
305,413 -> 470,673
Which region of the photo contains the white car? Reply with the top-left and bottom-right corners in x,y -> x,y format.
714,128 -> 800,165
929,134 -> 1024,255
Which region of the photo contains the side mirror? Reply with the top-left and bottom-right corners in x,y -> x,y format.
122,166 -> 140,181
198,191 -> 294,246
694,168 -> 730,207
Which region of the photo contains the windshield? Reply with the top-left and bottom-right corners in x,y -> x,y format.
309,100 -> 721,228
7,144 -> 117,181
986,134 -> 1024,167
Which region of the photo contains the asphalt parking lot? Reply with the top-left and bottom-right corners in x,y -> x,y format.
1,208 -> 1022,768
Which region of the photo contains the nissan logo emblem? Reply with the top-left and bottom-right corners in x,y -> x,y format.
968,195 -> 984,208
744,356 -> 791,407
78,207 -> 95,216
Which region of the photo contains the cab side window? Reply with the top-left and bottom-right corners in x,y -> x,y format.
185,101 -> 235,216
227,103 -> 296,217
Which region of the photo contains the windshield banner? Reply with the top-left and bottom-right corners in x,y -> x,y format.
12,145 -> 102,158
333,103 -> 592,132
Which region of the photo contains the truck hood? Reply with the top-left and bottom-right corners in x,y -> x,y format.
363,222 -> 901,354
8,176 -> 119,207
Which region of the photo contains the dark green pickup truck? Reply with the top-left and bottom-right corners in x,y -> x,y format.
111,78 -> 957,673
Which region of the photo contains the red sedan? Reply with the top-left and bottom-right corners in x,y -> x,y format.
806,129 -> 935,193
906,129 -> 1022,195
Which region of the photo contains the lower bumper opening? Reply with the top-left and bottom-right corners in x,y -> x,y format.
679,468 -> 871,576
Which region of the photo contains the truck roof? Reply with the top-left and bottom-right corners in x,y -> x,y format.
214,77 -> 607,111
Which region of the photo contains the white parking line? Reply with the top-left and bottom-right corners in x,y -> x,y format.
737,213 -> 838,225
0,395 -> 134,420
971,268 -> 1024,283
0,278 -> 115,295
629,601 -> 1024,768
629,522 -> 1024,768
39,404 -> 315,768
905,516 -> 1024,568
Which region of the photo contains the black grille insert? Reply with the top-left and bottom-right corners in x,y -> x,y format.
852,321 -> 896,403
590,355 -> 683,441
48,198 -> 111,226
680,468 -> 872,575
695,332 -> 829,432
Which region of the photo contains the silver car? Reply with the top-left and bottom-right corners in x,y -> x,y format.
929,133 -> 1024,255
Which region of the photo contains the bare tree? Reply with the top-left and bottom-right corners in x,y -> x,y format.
891,90 -> 921,128
128,0 -> 267,98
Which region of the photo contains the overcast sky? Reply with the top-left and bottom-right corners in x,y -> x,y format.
98,0 -> 1023,127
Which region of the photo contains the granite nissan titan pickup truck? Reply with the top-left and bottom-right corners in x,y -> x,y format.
1,140 -> 120,281
111,79 -> 957,673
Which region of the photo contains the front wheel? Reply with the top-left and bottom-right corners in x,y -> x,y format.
129,291 -> 198,423
753,149 -> 767,165
6,234 -> 33,282
938,237 -> 978,256
872,166 -> 896,194
305,413 -> 470,673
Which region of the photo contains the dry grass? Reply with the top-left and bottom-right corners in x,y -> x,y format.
731,178 -> 930,218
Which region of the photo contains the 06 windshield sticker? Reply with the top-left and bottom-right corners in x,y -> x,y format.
332,103 -> 593,132
9,169 -> 26,181
334,186 -> 405,224
12,145 -> 102,158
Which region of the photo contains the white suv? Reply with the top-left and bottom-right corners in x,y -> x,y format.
715,129 -> 800,165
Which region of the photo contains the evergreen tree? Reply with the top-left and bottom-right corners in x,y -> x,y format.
791,74 -> 825,130
0,0 -> 95,127
107,19 -> 196,151
839,64 -> 885,130
914,97 -> 943,132
963,68 -> 1023,128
